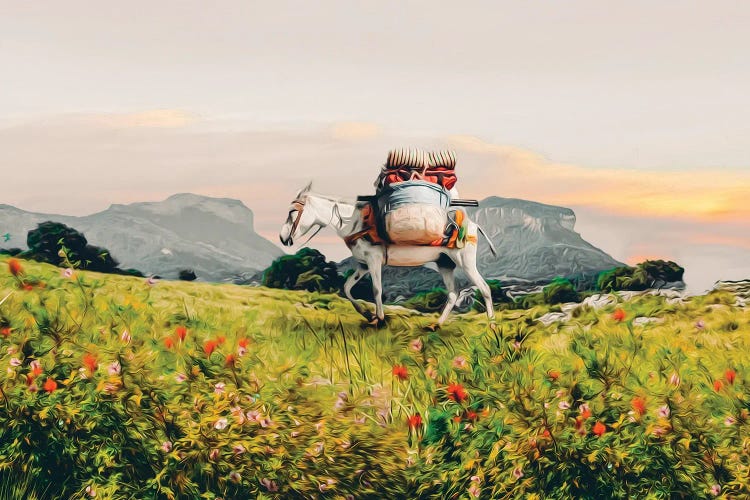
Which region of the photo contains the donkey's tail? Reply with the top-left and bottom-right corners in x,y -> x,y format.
476,224 -> 497,257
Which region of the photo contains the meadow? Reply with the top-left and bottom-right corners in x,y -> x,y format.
0,256 -> 749,499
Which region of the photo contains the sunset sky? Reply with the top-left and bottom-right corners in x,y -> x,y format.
1,1 -> 748,293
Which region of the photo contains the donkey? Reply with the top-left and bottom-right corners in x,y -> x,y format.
279,183 -> 497,330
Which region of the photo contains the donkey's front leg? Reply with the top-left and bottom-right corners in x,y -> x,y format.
343,265 -> 372,321
366,255 -> 386,327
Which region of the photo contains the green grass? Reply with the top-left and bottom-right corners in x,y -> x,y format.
1,256 -> 749,499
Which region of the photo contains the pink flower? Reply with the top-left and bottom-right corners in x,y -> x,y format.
229,471 -> 241,483
425,365 -> 438,379
238,346 -> 247,357
214,417 -> 228,430
725,416 -> 737,426
175,373 -> 187,383
319,478 -> 336,493
468,483 -> 481,498
657,405 -> 670,419
161,441 -> 172,452
214,382 -> 226,395
261,478 -> 278,492
107,361 -> 121,376
209,448 -> 220,460
710,484 -> 721,496
558,400 -> 571,410
146,276 -> 159,286
85,485 -> 96,497
232,444 -> 245,454
9,357 -> 21,367
669,372 -> 680,386
61,268 -> 74,279
410,338 -> 423,352
120,330 -> 131,344
512,466 -> 524,479
695,319 -> 705,330
452,355 -> 468,370
246,410 -> 261,422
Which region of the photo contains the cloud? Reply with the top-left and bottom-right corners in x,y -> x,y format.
330,121 -> 381,141
94,109 -> 198,128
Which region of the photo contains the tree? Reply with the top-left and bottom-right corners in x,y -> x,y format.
262,248 -> 342,293
542,278 -> 580,305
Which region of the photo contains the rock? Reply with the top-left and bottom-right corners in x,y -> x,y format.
633,317 -> 664,327
537,312 -> 570,326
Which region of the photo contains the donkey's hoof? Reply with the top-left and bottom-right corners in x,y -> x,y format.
425,322 -> 441,332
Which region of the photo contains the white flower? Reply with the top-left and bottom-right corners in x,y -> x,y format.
710,484 -> 721,496
85,485 -> 96,497
558,400 -> 571,410
121,330 -> 131,344
9,357 -> 21,367
160,441 -> 172,452
410,338 -> 423,352
108,361 -> 121,376
238,346 -> 247,357
214,382 -> 226,395
657,405 -> 670,419
214,417 -> 228,430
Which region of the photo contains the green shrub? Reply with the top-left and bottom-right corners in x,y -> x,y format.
262,248 -> 342,293
402,287 -> 448,313
543,278 -> 580,305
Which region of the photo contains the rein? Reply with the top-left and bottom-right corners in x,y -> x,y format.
289,195 -> 348,248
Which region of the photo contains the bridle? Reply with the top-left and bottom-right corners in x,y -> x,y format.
287,194 -> 345,248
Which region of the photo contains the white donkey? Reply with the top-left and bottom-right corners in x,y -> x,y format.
279,183 -> 497,330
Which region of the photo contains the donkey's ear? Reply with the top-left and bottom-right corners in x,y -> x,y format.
296,181 -> 313,198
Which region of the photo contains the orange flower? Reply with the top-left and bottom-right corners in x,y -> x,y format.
612,308 -> 626,322
238,338 -> 250,348
631,396 -> 647,416
548,370 -> 560,381
31,360 -> 43,377
0,327 -> 10,338
82,353 -> 98,373
44,378 -> 58,393
392,364 -> 408,380
447,382 -> 468,403
22,283 -> 33,291
593,421 -> 606,437
407,413 -> 422,429
175,326 -> 187,341
217,335 -> 226,345
8,258 -> 23,277
725,369 -> 736,385
465,410 -> 478,421
714,379 -> 723,392
580,406 -> 592,420
204,340 -> 218,356
164,337 -> 174,349
225,354 -> 236,366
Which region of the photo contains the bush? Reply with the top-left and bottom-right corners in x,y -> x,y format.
597,266 -> 649,292
0,248 -> 22,256
402,287 -> 448,313
543,278 -> 580,305
178,269 -> 197,281
262,248 -> 342,293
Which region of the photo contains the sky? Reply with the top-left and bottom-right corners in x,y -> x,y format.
1,1 -> 749,293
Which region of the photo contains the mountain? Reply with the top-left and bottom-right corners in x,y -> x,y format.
340,196 -> 624,301
0,194 -> 282,281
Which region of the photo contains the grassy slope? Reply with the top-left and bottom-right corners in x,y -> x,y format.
1,257 -> 750,498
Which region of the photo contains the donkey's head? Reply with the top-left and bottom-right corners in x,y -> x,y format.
279,182 -> 316,246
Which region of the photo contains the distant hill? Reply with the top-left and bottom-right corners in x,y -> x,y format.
0,194 -> 282,281
339,196 -> 624,301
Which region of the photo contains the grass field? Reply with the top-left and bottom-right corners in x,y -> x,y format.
1,256 -> 749,499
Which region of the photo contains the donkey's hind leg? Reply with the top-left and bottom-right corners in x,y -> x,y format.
427,265 -> 458,331
343,264 -> 373,321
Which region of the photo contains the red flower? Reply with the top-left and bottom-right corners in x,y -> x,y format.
238,338 -> 250,348
725,369 -> 736,385
44,378 -> 58,393
225,354 -> 236,366
0,327 -> 10,338
580,407 -> 592,420
82,353 -> 98,373
8,258 -> 23,277
22,284 -> 33,291
593,421 -> 606,437
612,308 -> 626,322
204,340 -> 218,356
548,370 -> 560,381
714,379 -> 723,392
465,410 -> 479,421
447,382 -> 468,403
407,413 -> 422,429
175,326 -> 187,341
631,396 -> 646,416
164,337 -> 174,349
392,364 -> 408,380
31,362 -> 43,377
216,336 -> 226,345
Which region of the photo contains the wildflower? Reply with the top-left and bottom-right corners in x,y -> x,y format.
612,308 -> 626,322
78,367 -> 88,380
229,471 -> 241,483
225,354 -> 236,366
8,258 -> 23,277
452,355 -> 468,370
217,335 -> 226,345
209,448 -> 220,460
725,369 -> 736,385
725,416 -> 737,426
174,373 -> 187,383
214,417 -> 228,430
121,329 -> 131,344
468,482 -> 481,498
261,478 -> 278,492
214,382 -> 226,395
580,403 -> 592,419
175,326 -> 187,341
146,276 -> 158,286
44,378 -> 58,393
204,340 -> 218,356
28,382 -> 39,393
61,268 -> 74,279
107,361 -> 121,376
259,417 -> 272,428
548,370 -> 560,381
669,372 -> 680,386
593,421 -> 606,437
319,478 -> 336,493
313,441 -> 325,455
22,283 -> 33,291
652,426 -> 668,437
713,380 -> 723,392
447,382 -> 468,403
233,444 -> 245,454
164,337 -> 174,349
30,359 -> 42,377
237,346 -> 247,357
85,485 -> 96,497
710,484 -> 721,496
631,396 -> 647,416
392,364 -> 408,380
161,441 -> 172,452
465,410 -> 479,421
246,409 -> 261,422
0,327 -> 10,338
9,357 -> 21,367
410,338 -> 423,352
238,337 -> 250,348
512,466 -> 524,479
82,353 -> 97,373
657,405 -> 670,419
558,400 -> 571,410
425,365 -> 438,380
408,413 -> 423,429
695,319 -> 705,329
